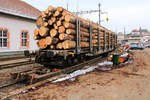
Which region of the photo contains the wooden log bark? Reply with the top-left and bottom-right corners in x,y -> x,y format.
64,14 -> 76,23
80,37 -> 89,42
80,42 -> 89,48
36,17 -> 44,28
80,31 -> 89,37
48,6 -> 56,12
40,11 -> 46,18
80,27 -> 89,33
63,22 -> 76,29
66,29 -> 76,34
59,33 -> 74,40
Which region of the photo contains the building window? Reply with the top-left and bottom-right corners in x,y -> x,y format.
0,30 -> 8,47
21,32 -> 28,47
20,30 -> 30,48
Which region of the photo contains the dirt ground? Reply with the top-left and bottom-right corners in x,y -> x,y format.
13,49 -> 150,100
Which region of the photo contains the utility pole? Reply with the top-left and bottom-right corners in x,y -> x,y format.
67,2 -> 69,10
124,27 -> 126,39
98,3 -> 101,25
72,3 -> 107,24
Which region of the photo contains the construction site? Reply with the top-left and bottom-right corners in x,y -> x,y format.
0,0 -> 150,100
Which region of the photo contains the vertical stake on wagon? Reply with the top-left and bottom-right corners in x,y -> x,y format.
16,73 -> 20,80
30,74 -> 34,84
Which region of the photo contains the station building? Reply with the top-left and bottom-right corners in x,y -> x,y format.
0,0 -> 40,55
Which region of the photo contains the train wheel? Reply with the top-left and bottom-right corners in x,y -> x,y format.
66,56 -> 73,66
73,58 -> 78,65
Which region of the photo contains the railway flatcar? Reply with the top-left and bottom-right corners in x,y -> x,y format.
33,6 -> 117,66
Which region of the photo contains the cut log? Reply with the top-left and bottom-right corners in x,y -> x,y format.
62,10 -> 68,16
63,22 -> 76,29
92,39 -> 98,44
80,37 -> 89,42
33,35 -> 40,40
35,6 -> 116,50
45,36 -> 52,45
80,27 -> 89,33
36,17 -> 44,28
51,17 -> 56,23
54,10 -> 60,17
58,26 -> 65,33
62,40 -> 76,49
48,19 -> 53,25
37,38 -> 47,49
80,21 -> 90,29
52,38 -> 59,44
50,29 -> 57,37
56,7 -> 63,12
45,9 -> 49,15
53,24 -> 58,29
66,29 -> 76,34
80,31 -> 89,37
50,45 -> 55,49
56,43 -> 63,49
59,16 -> 64,21
59,33 -> 74,40
64,14 -> 76,23
40,11 -> 46,18
48,12 -> 52,16
39,26 -> 49,37
80,42 -> 89,48
34,29 -> 39,35
48,6 -> 56,12
56,21 -> 61,27
43,22 -> 48,27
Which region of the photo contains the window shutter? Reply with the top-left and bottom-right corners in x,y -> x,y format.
27,33 -> 30,48
20,33 -> 22,48
0,27 -> 2,31
7,32 -> 10,48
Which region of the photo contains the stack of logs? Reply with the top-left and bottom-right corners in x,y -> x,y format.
34,6 -> 115,50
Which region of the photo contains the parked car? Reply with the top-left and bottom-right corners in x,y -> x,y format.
145,44 -> 150,48
129,43 -> 144,50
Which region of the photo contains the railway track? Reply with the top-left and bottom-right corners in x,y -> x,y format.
0,61 -> 33,70
0,54 -> 109,100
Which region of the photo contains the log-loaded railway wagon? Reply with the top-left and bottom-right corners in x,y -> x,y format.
34,6 -> 117,66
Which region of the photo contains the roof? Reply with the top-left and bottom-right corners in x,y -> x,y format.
143,36 -> 150,40
0,0 -> 40,20
132,29 -> 139,32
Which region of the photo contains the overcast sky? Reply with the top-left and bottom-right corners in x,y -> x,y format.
22,0 -> 150,33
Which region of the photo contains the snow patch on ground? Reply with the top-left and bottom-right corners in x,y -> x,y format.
98,61 -> 113,66
52,66 -> 98,83
120,53 -> 128,57
52,61 -> 114,83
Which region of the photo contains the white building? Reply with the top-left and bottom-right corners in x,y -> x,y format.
0,0 -> 40,54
